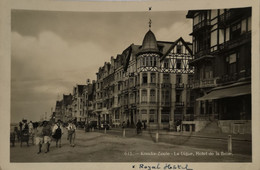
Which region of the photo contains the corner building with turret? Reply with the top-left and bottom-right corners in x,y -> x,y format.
93,28 -> 194,130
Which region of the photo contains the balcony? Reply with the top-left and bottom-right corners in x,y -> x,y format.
194,114 -> 219,121
123,105 -> 129,111
141,83 -> 148,87
175,102 -> 184,108
175,83 -> 184,90
192,78 -> 218,89
161,83 -> 171,88
192,20 -> 211,34
186,84 -> 193,89
219,8 -> 251,28
130,103 -> 137,109
131,86 -> 137,92
217,73 -> 239,84
149,83 -> 157,87
219,32 -> 251,52
183,114 -> 195,121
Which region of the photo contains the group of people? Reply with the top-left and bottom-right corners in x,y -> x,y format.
33,119 -> 77,154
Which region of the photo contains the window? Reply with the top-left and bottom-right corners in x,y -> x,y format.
149,109 -> 157,123
226,53 -> 238,75
141,110 -> 148,122
205,66 -> 213,79
150,57 -> 153,66
164,59 -> 169,69
177,45 -> 182,54
142,73 -> 148,84
188,74 -> 193,84
151,73 -> 156,83
142,57 -> 145,66
161,114 -> 169,123
153,57 -> 157,67
176,59 -> 181,69
141,110 -> 147,114
176,75 -> 182,84
150,89 -> 156,102
176,93 -> 181,102
130,93 -> 134,103
163,74 -> 170,83
141,90 -> 147,102
162,90 -> 170,105
230,22 -> 241,40
140,58 -> 143,66
115,111 -> 119,119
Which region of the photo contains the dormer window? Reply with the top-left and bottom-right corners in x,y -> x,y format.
177,45 -> 182,54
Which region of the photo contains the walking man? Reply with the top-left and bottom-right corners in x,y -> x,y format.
52,119 -> 63,148
28,121 -> 34,145
35,122 -> 43,154
42,121 -> 52,153
136,119 -> 143,134
67,120 -> 76,147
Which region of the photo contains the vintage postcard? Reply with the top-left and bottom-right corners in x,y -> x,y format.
0,0 -> 259,170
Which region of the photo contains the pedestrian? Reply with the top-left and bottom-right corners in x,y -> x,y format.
42,121 -> 52,153
67,120 -> 76,147
176,119 -> 181,132
19,121 -> 23,131
122,121 -> 126,129
21,119 -> 29,133
52,119 -> 63,148
28,121 -> 34,145
136,119 -> 143,134
35,122 -> 44,154
143,121 -> 147,130
20,119 -> 29,147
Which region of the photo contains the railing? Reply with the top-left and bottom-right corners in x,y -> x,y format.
186,102 -> 194,107
192,78 -> 217,89
174,114 -> 183,120
219,32 -> 251,51
175,102 -> 184,107
194,49 -> 210,59
131,86 -> 137,92
161,83 -> 171,88
175,83 -> 184,90
194,114 -> 219,121
149,101 -> 157,104
150,83 -> 157,87
217,73 -> 238,84
161,102 -> 171,106
183,114 -> 195,121
193,19 -> 211,32
219,9 -> 250,27
186,84 -> 193,89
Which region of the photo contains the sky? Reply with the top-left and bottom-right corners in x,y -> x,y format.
11,10 -> 192,123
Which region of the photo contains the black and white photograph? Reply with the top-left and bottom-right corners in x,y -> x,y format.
0,0 -> 259,170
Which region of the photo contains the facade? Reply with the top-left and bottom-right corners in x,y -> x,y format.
62,94 -> 73,122
82,80 -> 96,123
72,85 -> 87,122
54,94 -> 73,122
186,7 -> 251,133
54,100 -> 63,122
93,29 -> 194,130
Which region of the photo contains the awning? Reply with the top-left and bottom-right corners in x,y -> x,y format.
196,84 -> 251,101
